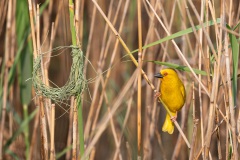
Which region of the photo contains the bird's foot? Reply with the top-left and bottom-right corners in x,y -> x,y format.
170,116 -> 177,122
170,112 -> 177,122
154,91 -> 161,99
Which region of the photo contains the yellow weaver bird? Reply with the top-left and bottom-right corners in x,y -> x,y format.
154,68 -> 186,134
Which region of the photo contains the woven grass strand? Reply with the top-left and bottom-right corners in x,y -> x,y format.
32,46 -> 85,102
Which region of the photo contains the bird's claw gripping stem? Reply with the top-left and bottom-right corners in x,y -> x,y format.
170,112 -> 177,122
170,116 -> 177,122
154,91 -> 161,99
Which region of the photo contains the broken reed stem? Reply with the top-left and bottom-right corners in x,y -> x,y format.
137,0 -> 142,155
50,104 -> 55,160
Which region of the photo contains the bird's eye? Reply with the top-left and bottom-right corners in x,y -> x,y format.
163,72 -> 168,76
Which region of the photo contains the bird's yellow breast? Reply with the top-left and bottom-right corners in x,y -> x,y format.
159,69 -> 186,112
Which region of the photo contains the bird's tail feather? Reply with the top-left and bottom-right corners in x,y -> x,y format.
162,113 -> 176,134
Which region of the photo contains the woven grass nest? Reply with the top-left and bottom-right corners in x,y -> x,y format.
32,46 -> 85,102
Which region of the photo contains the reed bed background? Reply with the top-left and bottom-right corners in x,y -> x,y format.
0,0 -> 240,159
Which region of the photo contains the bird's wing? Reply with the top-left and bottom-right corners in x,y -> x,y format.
180,84 -> 186,100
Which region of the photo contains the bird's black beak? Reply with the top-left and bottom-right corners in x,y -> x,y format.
154,73 -> 163,78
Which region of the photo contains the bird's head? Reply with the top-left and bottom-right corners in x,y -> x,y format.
154,68 -> 179,81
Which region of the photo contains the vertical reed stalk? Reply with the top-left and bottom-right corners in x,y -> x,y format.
0,0 -> 12,159
189,82 -> 197,160
137,0 -> 142,157
66,96 -> 74,160
69,0 -> 78,153
29,109 -> 40,160
204,63 -> 218,159
27,0 -> 37,59
72,99 -> 77,160
42,20 -> 55,160
189,119 -> 198,160
67,5 -> 79,158
142,1 -> 158,159
23,104 -> 30,160
198,2 -> 205,158
69,0 -> 85,159
39,96 -> 48,160
36,5 -> 49,159
74,0 -> 85,157
8,0 -> 16,140
50,104 -> 55,160
77,96 -> 85,157
225,95 -> 230,160
223,0 -> 238,158
75,0 -> 80,45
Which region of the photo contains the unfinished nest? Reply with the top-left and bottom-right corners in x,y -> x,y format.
32,46 -> 85,102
